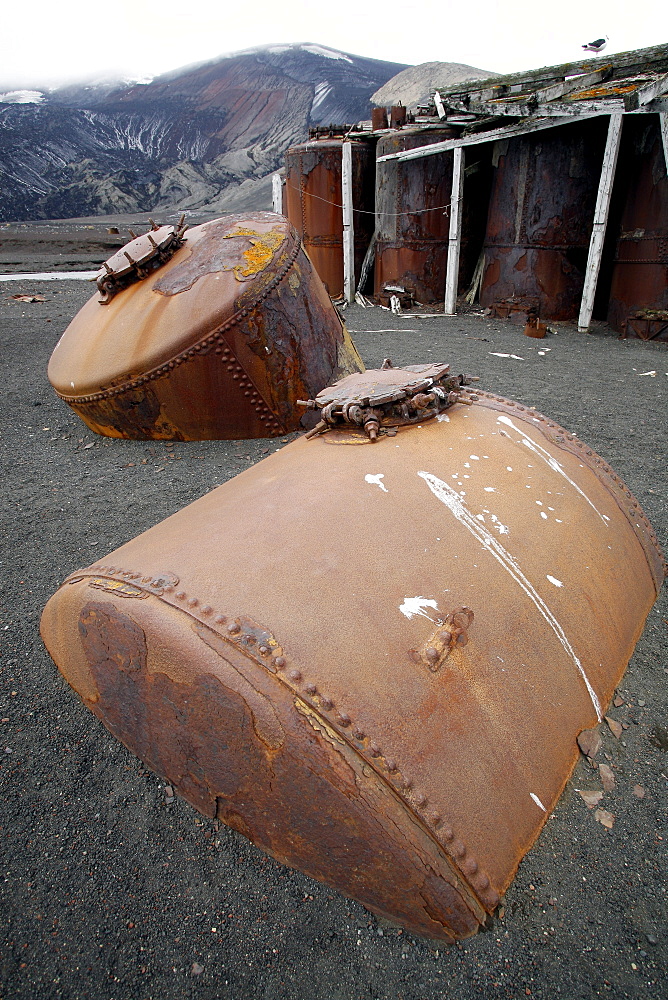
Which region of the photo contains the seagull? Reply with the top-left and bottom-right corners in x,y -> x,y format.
582,36 -> 608,53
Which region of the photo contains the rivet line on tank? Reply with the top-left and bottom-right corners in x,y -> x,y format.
55,237 -> 300,404
65,561 -> 505,912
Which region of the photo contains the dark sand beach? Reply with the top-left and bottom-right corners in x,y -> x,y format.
1,223 -> 667,999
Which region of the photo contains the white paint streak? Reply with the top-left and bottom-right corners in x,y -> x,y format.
496,415 -> 607,525
484,487 -> 497,492
547,575 -> 564,588
530,793 -> 547,812
400,597 -> 439,621
436,412 -> 451,423
490,352 -> 525,360
365,473 -> 388,493
417,471 -> 602,720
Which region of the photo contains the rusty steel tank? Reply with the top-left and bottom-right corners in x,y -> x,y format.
47,213 -> 363,440
283,136 -> 376,298
480,119 -> 610,321
607,116 -> 668,338
40,364 -> 664,942
374,128 -> 458,305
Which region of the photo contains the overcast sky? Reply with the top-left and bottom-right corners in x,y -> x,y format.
2,0 -> 667,89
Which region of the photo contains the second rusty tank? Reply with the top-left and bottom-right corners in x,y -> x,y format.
47,213 -> 363,440
40,363 -> 664,943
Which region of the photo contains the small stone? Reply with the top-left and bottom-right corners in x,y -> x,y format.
605,716 -> 623,739
633,784 -> 646,799
598,763 -> 615,792
594,808 -> 615,829
638,699 -> 646,707
647,933 -> 658,945
577,728 -> 602,759
577,788 -> 604,809
192,962 -> 204,975
613,694 -> 624,708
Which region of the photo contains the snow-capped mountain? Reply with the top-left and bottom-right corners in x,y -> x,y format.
0,44 -> 407,221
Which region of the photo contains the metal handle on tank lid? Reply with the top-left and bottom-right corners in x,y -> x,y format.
94,215 -> 188,304
298,359 -> 480,441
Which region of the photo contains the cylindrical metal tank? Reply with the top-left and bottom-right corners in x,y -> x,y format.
47,213 -> 363,440
480,119 -> 609,321
374,128 -> 458,304
41,368 -> 664,943
283,138 -> 376,298
607,115 -> 668,336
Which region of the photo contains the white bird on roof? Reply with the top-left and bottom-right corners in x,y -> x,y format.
582,36 -> 608,53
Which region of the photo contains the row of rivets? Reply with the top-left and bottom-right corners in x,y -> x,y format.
76,561 -> 504,912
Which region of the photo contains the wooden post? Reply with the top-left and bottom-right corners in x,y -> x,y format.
342,141 -> 355,304
271,173 -> 283,215
661,113 -> 668,175
444,146 -> 465,315
577,114 -> 623,333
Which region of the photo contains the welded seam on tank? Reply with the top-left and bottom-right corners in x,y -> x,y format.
53,236 -> 301,404
417,471 -> 603,721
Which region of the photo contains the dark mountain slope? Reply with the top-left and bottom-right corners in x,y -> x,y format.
0,45 -> 407,222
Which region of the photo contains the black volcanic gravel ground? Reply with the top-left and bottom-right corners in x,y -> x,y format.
0,275 -> 667,1000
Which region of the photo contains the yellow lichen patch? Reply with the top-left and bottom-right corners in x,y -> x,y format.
224,228 -> 286,279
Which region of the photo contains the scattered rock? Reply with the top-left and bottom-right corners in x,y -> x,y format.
11,293 -> 46,302
633,784 -> 646,799
605,716 -> 623,739
598,764 -> 615,791
594,808 -> 615,829
192,962 -> 204,975
577,788 -> 604,809
649,725 -> 668,751
577,728 -> 602,759
613,694 -> 624,707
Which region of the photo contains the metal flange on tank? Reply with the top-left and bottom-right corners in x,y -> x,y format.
40,363 -> 665,942
47,213 -> 363,440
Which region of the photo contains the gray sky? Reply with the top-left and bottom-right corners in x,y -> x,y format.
2,0 -> 667,89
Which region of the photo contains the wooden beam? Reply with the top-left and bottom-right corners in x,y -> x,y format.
661,114 -> 668,175
444,146 -> 465,315
341,141 -> 355,305
467,97 -> 625,118
535,66 -> 612,103
271,173 -> 283,215
578,115 -> 623,332
377,113 -> 600,162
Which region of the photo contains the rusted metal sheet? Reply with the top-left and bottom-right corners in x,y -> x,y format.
41,370 -> 664,942
480,119 -> 609,321
47,213 -> 363,440
607,116 -> 668,336
373,129 -> 490,305
283,139 -> 376,298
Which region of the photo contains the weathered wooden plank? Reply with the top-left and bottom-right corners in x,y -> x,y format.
534,66 -> 612,103
578,115 -> 623,332
433,90 -> 446,119
433,42 -> 668,98
624,71 -> 668,110
271,173 -> 283,215
342,141 -> 355,305
467,97 -> 625,118
376,113 -> 598,162
444,146 -> 465,315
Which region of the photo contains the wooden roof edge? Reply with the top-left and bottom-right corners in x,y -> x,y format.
431,42 -> 668,97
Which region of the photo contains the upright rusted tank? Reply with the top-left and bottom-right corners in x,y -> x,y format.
47,213 -> 363,440
374,128 -> 458,304
607,115 -> 668,338
480,119 -> 609,321
283,137 -> 376,298
41,364 -> 664,943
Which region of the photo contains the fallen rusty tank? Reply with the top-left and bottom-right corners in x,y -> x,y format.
283,136 -> 376,298
47,213 -> 363,440
41,363 -> 664,942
